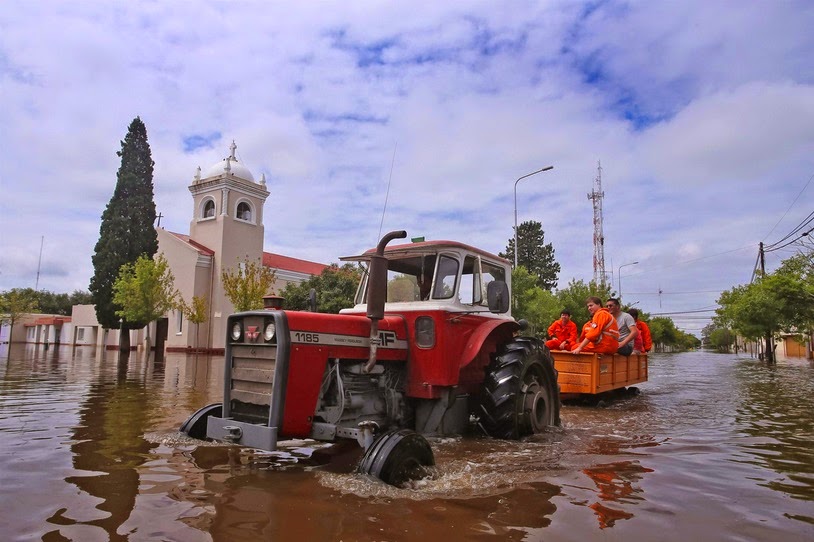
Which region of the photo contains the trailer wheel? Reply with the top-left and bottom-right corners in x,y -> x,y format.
358,429 -> 435,487
479,338 -> 561,439
180,403 -> 222,440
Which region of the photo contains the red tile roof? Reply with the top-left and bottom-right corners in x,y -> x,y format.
26,316 -> 71,326
263,252 -> 327,276
169,232 -> 215,256
167,231 -> 324,276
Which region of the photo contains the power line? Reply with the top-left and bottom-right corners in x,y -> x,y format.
625,244 -> 756,276
626,289 -> 723,295
765,225 -> 814,253
649,309 -> 717,316
762,170 -> 814,242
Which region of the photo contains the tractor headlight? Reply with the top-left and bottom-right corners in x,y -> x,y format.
415,316 -> 435,348
264,321 -> 276,342
231,321 -> 243,341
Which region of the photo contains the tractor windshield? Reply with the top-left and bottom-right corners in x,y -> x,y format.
354,253 -> 442,304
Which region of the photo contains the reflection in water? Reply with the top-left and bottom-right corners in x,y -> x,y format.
582,460 -> 653,528
733,358 -> 814,506
45,352 -> 157,541
2,345 -> 814,540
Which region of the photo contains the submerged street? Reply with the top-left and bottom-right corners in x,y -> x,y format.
1,344 -> 812,541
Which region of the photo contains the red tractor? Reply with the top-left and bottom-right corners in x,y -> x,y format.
181,231 -> 561,485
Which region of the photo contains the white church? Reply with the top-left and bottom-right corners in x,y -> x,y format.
67,141 -> 327,352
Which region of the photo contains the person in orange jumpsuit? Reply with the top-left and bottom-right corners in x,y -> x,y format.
545,310 -> 578,351
571,296 -> 619,354
629,308 -> 652,353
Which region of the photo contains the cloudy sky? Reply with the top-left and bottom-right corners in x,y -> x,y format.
1,1 -> 812,335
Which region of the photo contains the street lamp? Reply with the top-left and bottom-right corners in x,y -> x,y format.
618,261 -> 639,302
514,166 -> 554,268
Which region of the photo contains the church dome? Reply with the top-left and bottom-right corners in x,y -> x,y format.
201,140 -> 255,182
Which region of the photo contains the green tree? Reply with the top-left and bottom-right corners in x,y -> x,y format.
222,257 -> 277,312
647,316 -> 699,352
0,289 -> 39,341
500,220 -> 561,290
178,295 -> 209,351
89,116 -> 158,348
511,266 -> 560,338
554,278 -> 614,330
715,251 -> 814,361
113,254 -> 179,349
280,263 -> 362,313
30,289 -> 93,315
709,327 -> 734,352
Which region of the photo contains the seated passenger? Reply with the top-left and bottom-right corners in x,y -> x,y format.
605,298 -> 638,356
571,297 -> 619,354
545,310 -> 578,351
629,308 -> 652,353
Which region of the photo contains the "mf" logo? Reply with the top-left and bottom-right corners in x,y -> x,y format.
246,326 -> 260,342
378,330 -> 396,347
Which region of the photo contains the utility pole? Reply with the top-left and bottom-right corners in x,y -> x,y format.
587,161 -> 606,286
758,241 -> 774,363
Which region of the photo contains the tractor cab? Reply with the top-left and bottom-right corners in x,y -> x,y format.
340,239 -> 513,316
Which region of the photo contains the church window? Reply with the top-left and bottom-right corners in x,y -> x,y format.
203,199 -> 215,218
236,201 -> 253,222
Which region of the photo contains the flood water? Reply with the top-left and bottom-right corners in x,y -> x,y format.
1,343 -> 812,541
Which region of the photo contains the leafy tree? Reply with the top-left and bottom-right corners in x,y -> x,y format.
0,289 -> 39,341
708,327 -> 735,352
178,295 -> 209,351
280,263 -> 362,313
511,266 -> 560,338
500,220 -> 561,290
112,254 -> 179,349
387,275 -> 418,302
554,278 -> 614,330
31,289 -> 93,315
648,317 -> 679,352
89,116 -> 158,345
222,257 -> 277,312
715,250 -> 814,361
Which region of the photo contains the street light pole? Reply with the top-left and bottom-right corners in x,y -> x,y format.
514,165 -> 554,268
618,261 -> 639,302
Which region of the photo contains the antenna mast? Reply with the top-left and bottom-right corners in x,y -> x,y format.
587,161 -> 606,286
35,235 -> 44,290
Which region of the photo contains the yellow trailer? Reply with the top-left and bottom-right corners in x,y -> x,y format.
551,351 -> 648,398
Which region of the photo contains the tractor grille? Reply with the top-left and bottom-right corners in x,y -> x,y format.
228,344 -> 276,424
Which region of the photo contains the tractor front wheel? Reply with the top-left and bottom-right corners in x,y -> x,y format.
180,403 -> 222,440
358,429 -> 435,487
479,338 -> 561,439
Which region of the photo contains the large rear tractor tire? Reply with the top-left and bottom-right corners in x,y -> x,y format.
180,403 -> 222,440
358,429 -> 435,487
478,338 -> 561,439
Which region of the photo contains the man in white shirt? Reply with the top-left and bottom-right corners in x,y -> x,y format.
606,298 -> 638,356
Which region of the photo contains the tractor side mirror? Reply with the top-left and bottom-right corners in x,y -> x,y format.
487,281 -> 510,314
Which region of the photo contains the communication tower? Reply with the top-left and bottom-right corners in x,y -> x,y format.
587,161 -> 607,286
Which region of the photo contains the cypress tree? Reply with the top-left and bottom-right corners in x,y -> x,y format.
89,117 -> 158,348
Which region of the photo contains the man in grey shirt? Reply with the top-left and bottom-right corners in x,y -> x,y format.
606,298 -> 638,356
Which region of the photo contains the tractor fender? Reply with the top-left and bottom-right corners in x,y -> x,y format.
460,319 -> 520,369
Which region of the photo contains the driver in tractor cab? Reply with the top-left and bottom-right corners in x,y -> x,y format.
571,297 -> 619,354
545,310 -> 578,351
415,254 -> 436,300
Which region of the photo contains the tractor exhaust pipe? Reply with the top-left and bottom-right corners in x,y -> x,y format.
364,230 -> 407,373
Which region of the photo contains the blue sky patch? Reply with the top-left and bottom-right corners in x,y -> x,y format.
182,132 -> 221,153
